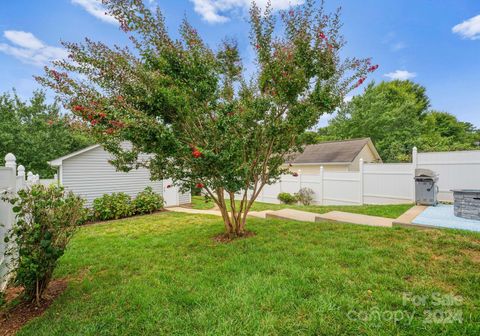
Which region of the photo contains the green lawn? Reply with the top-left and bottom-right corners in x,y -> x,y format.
16,212 -> 480,335
191,195 -> 412,219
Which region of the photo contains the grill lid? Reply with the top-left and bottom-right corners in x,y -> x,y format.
415,168 -> 437,178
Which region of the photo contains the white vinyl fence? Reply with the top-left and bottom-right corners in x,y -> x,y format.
253,148 -> 480,205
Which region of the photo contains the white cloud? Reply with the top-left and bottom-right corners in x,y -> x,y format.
71,0 -> 117,24
384,70 -> 417,81
190,0 -> 304,24
0,30 -> 67,66
4,31 -> 45,49
391,41 -> 406,51
452,14 -> 480,40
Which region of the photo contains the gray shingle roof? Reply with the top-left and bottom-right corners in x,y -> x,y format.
287,138 -> 372,164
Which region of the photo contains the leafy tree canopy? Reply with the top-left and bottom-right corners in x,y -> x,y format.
320,80 -> 479,161
37,0 -> 375,237
0,91 -> 92,177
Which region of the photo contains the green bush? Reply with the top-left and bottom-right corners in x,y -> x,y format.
295,187 -> 315,206
3,184 -> 85,304
92,192 -> 134,221
277,192 -> 297,205
133,187 -> 164,214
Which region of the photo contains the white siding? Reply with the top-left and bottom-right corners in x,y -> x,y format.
179,191 -> 191,205
61,146 -> 165,207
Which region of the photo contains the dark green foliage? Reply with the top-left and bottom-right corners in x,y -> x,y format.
38,0 -> 373,236
0,91 -> 93,177
92,192 -> 134,221
277,192 -> 297,204
320,80 -> 479,161
295,187 -> 315,205
4,185 -> 85,305
132,187 -> 164,214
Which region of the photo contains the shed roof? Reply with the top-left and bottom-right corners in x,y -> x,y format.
286,138 -> 381,164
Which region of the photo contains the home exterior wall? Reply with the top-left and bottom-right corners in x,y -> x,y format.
60,146 -> 166,207
349,145 -> 377,170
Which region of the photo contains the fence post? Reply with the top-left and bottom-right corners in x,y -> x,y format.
5,153 -> 16,172
319,166 -> 324,205
411,147 -> 418,202
27,171 -> 34,185
359,158 -> 364,205
17,165 -> 25,190
298,169 -> 302,191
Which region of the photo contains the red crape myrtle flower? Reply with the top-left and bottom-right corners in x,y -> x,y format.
292,172 -> 299,177
73,105 -> 85,112
196,183 -> 204,188
192,147 -> 202,158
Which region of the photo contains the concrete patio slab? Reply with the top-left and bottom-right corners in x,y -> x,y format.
404,204 -> 480,232
316,211 -> 393,227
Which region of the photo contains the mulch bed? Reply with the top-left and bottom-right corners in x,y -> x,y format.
0,280 -> 68,336
213,230 -> 256,243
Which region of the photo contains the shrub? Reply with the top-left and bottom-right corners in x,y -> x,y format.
92,192 -> 134,221
4,184 -> 85,304
295,187 -> 315,206
277,192 -> 297,205
133,187 -> 164,214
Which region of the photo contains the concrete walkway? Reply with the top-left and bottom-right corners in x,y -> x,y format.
167,206 -> 401,228
392,205 -> 427,228
166,207 -> 270,219
266,209 -> 318,222
316,211 -> 393,227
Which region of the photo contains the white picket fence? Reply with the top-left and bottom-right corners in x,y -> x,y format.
254,148 -> 480,205
0,154 -> 41,291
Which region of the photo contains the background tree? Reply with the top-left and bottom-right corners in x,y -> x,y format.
417,111 -> 479,152
0,91 -> 92,177
320,80 -> 479,161
38,0 -> 374,238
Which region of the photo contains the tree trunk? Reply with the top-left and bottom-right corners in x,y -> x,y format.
214,190 -> 248,238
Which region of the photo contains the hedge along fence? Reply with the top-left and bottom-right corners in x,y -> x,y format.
0,153 -> 43,291
90,187 -> 164,221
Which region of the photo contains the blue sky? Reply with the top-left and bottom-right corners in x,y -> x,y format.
0,0 -> 479,127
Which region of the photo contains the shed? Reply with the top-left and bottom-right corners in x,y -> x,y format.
48,144 -> 190,207
285,138 -> 382,174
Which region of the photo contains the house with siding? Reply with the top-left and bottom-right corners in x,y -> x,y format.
48,144 -> 190,207
285,138 -> 382,174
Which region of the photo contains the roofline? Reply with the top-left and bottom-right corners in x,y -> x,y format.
364,138 -> 382,163
48,144 -> 101,167
289,137 -> 382,164
305,137 -> 371,147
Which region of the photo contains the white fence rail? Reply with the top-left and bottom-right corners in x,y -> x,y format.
0,154 -> 41,291
417,150 -> 480,202
251,148 -> 480,206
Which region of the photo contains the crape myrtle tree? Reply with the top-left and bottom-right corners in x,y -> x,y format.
37,0 -> 376,238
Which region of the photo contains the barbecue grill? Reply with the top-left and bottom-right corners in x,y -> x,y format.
414,169 -> 438,206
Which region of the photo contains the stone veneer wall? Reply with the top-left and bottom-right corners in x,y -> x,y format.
453,190 -> 480,220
